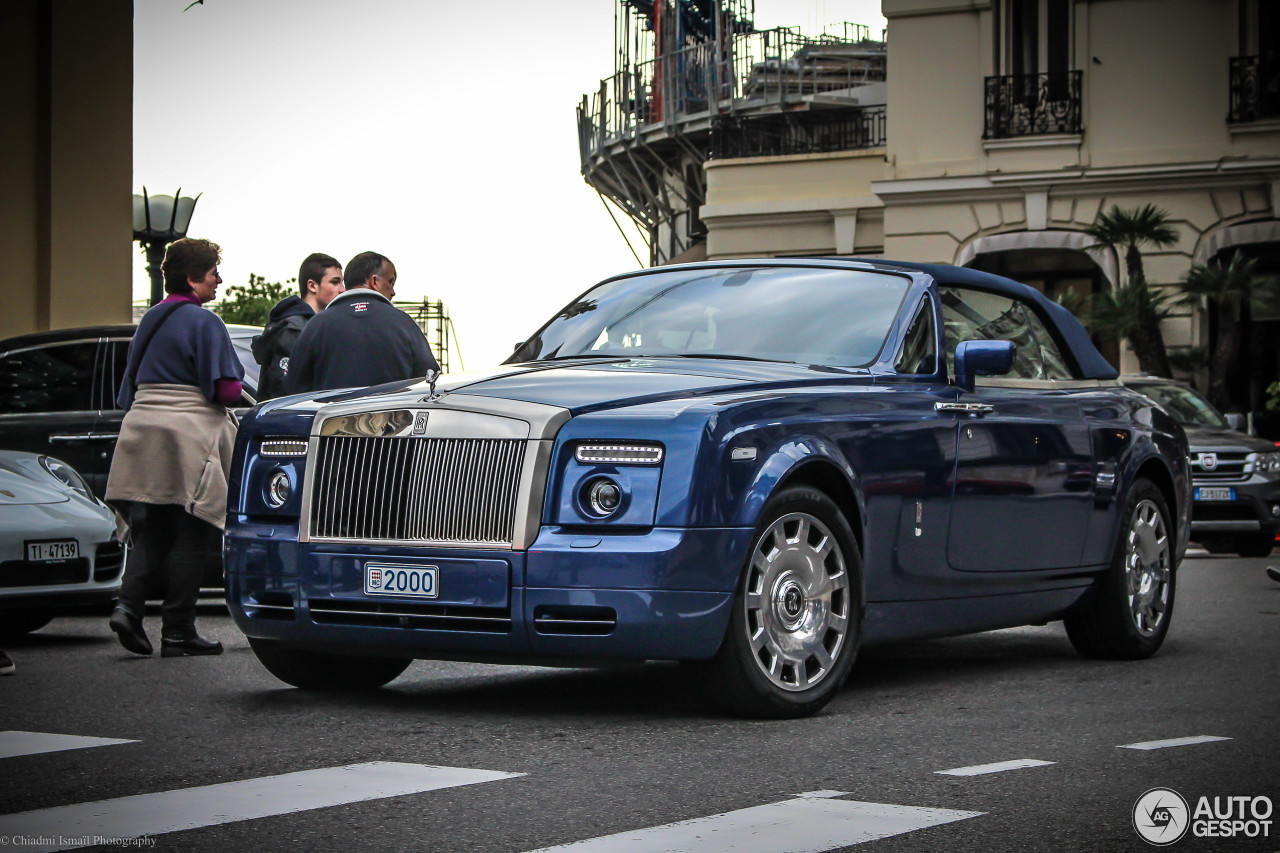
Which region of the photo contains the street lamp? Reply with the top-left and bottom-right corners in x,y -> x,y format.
132,187 -> 200,306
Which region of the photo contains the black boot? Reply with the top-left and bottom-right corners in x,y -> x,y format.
160,630 -> 223,657
109,606 -> 153,656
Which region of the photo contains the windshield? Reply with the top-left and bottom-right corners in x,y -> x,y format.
507,266 -> 911,367
1133,382 -> 1229,429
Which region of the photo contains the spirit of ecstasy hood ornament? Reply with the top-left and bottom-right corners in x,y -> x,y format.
425,368 -> 442,400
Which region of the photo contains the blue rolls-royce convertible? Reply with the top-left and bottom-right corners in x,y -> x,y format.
225,259 -> 1190,718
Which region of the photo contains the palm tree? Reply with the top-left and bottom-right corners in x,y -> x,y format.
1178,254 -> 1271,410
1088,279 -> 1176,344
1084,204 -> 1180,376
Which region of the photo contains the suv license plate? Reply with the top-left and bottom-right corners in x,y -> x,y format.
365,564 -> 438,598
1194,487 -> 1235,502
26,539 -> 79,562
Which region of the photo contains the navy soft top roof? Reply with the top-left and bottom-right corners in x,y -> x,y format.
868,259 -> 1119,380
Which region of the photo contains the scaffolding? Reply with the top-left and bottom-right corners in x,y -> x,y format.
394,298 -> 461,374
578,1 -> 887,266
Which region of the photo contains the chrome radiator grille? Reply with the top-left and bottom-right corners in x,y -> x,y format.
1192,452 -> 1249,481
309,436 -> 527,545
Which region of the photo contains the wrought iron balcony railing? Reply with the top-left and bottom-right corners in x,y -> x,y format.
578,26 -> 886,165
711,106 -> 886,159
983,70 -> 1082,139
1229,55 -> 1280,124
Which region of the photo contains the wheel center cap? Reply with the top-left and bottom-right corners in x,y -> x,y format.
773,577 -> 807,629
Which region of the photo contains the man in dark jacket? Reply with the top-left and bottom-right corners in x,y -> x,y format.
286,251 -> 439,394
251,253 -> 344,400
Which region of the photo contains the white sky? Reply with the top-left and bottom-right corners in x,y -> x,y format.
133,0 -> 887,370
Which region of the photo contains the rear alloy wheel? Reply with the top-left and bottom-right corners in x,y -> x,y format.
1233,533 -> 1275,558
248,638 -> 411,691
1066,479 -> 1175,659
700,486 -> 862,718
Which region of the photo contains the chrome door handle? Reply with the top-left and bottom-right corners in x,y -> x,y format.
934,402 -> 995,415
50,433 -> 118,442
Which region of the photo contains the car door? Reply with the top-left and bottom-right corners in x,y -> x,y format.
939,286 -> 1095,572
0,337 -> 107,494
93,334 -> 136,497
871,293 -> 958,582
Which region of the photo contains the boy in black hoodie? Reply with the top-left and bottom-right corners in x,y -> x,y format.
251,253 -> 344,400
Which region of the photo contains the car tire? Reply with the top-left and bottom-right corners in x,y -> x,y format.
1065,478 -> 1175,660
1233,534 -> 1275,558
0,611 -> 54,642
248,638 -> 411,690
696,486 -> 863,719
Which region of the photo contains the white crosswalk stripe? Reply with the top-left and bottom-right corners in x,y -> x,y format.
0,731 -> 136,760
935,759 -> 1055,777
0,761 -> 524,852
521,790 -> 983,853
1118,735 -> 1231,750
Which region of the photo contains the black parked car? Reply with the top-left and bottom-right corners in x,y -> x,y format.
1121,376 -> 1280,557
0,323 -> 261,589
0,324 -> 260,497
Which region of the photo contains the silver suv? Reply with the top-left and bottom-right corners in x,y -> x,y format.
1122,376 -> 1280,557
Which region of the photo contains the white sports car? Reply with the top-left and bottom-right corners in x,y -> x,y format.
0,451 -> 122,640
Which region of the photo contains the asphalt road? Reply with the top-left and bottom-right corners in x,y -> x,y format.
1,552 -> 1277,853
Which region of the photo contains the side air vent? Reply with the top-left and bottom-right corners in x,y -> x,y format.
248,591 -> 296,621
533,605 -> 617,636
93,540 -> 126,582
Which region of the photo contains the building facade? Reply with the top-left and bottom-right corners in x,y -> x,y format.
0,1 -> 134,340
693,0 -> 1279,398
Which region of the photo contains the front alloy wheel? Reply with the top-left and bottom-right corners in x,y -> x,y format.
744,511 -> 851,692
1066,478 -> 1175,659
1124,498 -> 1171,637
698,486 -> 863,718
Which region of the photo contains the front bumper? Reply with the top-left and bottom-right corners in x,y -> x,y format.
225,521 -> 753,662
1189,476 -> 1280,536
0,502 -> 122,608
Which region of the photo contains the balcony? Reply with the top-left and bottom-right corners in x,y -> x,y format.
711,106 -> 886,159
1229,55 -> 1280,124
983,70 -> 1082,139
577,26 -> 886,166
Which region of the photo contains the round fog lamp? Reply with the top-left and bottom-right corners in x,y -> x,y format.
586,478 -> 622,517
1271,504 -> 1280,518
266,470 -> 292,507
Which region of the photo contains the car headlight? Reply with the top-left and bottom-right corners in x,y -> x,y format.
581,476 -> 623,518
39,456 -> 95,501
264,469 -> 293,508
1254,451 -> 1280,475
554,440 -> 664,526
575,442 -> 664,465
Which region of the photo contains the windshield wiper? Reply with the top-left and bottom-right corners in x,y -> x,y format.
668,353 -> 784,363
537,353 -> 631,361
535,352 -> 785,363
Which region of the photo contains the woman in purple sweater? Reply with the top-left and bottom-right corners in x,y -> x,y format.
106,238 -> 243,658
